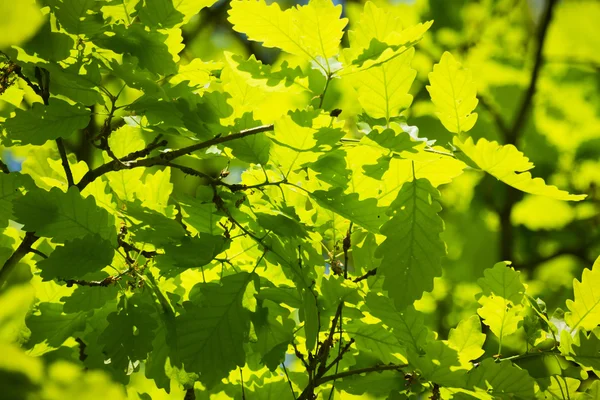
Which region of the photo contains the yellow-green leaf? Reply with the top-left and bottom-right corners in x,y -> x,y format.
352,48 -> 416,122
427,51 -> 478,134
447,315 -> 486,367
566,256 -> 600,331
228,0 -> 347,73
455,137 -> 586,201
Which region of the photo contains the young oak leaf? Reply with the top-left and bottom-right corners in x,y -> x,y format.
345,2 -> 432,70
228,0 -> 347,74
455,136 -> 586,201
565,256 -> 600,331
374,178 -> 446,309
447,315 -> 486,368
427,51 -> 478,134
476,262 -> 525,345
176,272 -> 255,388
12,186 -> 116,243
351,48 -> 417,123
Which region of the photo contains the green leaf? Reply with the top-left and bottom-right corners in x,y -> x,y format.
365,293 -> 429,354
136,0 -> 185,29
302,289 -> 319,352
228,0 -> 347,73
447,315 -> 486,367
21,21 -> 74,62
476,262 -> 525,344
176,272 -> 254,387
38,235 -> 114,281
374,178 -> 445,309
157,234 -> 226,277
565,256 -> 600,331
351,48 -> 416,122
310,188 -> 387,233
563,329 -> 600,375
0,284 -> 34,342
337,370 -> 404,397
26,302 -> 89,347
46,0 -> 105,37
12,187 -> 115,243
45,63 -> 104,106
251,300 -> 294,370
256,212 -> 307,239
5,98 -> 91,145
427,51 -> 478,134
0,0 -> 44,48
308,149 -> 351,188
409,340 -> 464,387
477,262 -> 525,304
172,0 -> 218,24
61,285 -> 119,314
465,359 -> 536,399
122,200 -> 186,246
455,137 -> 586,201
0,173 -> 34,229
98,295 -> 158,373
587,380 -> 600,399
344,320 -> 405,363
225,53 -> 307,93
94,24 -> 177,75
365,126 -> 419,154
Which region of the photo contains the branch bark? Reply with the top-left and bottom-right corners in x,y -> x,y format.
76,124 -> 274,191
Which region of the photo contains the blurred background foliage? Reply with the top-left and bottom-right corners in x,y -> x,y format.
1,0 -> 599,373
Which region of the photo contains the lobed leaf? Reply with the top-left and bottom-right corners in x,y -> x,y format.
374,178 -> 446,309
427,51 -> 478,134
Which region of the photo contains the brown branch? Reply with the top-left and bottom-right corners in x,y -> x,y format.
0,232 -> 39,288
28,248 -> 48,259
343,222 -> 353,279
121,135 -> 168,162
56,138 -> 75,187
322,338 -> 355,376
76,124 -> 274,191
353,268 -> 377,283
315,363 -> 407,386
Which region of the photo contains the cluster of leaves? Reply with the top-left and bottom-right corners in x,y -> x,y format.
0,0 -> 599,399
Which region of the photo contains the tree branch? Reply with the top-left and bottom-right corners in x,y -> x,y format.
0,232 -> 39,288
56,138 -> 75,187
316,363 -> 407,386
353,268 -> 377,283
76,124 -> 274,191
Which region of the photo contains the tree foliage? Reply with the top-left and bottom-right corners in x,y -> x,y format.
0,0 -> 599,399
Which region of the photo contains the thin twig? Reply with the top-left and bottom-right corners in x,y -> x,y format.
316,363 -> 407,386
353,268 -> 377,283
0,232 -> 39,288
281,363 -> 297,399
239,368 -> 246,400
56,138 -> 74,187
76,125 -> 274,191
343,222 -> 353,279
28,248 -> 48,259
